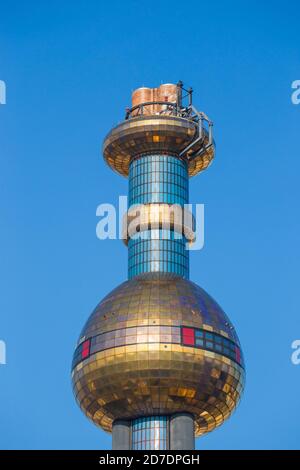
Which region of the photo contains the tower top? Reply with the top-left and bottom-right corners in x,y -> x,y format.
103,81 -> 215,178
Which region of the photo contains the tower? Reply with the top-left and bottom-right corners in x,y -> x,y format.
71,82 -> 245,450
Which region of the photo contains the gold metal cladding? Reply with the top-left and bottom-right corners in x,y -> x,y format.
102,115 -> 215,178
72,273 -> 245,436
122,203 -> 196,244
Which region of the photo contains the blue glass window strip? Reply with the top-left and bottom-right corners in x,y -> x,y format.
129,155 -> 188,207
128,229 -> 189,279
132,416 -> 168,450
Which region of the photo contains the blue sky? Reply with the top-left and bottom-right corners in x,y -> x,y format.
0,0 -> 299,449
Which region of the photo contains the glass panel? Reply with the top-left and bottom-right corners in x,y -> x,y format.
128,229 -> 189,279
132,416 -> 168,450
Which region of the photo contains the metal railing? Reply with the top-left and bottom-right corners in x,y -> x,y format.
124,100 -> 214,161
125,101 -> 180,120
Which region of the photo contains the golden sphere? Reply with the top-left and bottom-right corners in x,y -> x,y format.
72,273 -> 245,436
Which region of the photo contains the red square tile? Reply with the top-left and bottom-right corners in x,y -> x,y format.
182,327 -> 195,346
81,339 -> 90,359
182,327 -> 194,336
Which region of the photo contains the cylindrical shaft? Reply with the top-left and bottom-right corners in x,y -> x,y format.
170,413 -> 195,450
128,154 -> 189,279
112,420 -> 131,450
112,414 -> 195,450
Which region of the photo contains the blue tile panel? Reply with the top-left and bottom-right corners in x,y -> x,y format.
128,229 -> 189,279
128,154 -> 189,278
129,155 -> 188,206
132,416 -> 168,450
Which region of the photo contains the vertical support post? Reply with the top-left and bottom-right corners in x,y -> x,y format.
199,114 -> 203,140
209,121 -> 213,145
176,80 -> 183,110
112,419 -> 131,450
188,87 -> 193,107
170,413 -> 195,450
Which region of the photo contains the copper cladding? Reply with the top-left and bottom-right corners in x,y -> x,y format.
132,83 -> 178,115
